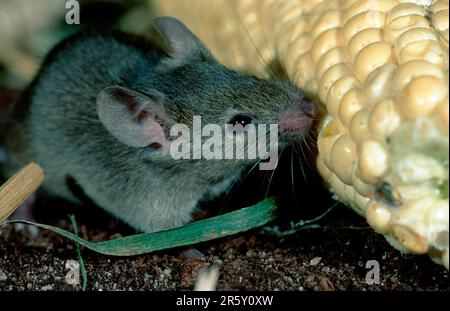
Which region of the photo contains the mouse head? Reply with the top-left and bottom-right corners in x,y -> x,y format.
96,17 -> 315,171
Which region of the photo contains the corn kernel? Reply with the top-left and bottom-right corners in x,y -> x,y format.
350,108 -> 373,143
364,64 -> 397,101
316,47 -> 348,79
311,28 -> 345,64
386,14 -> 429,44
399,40 -> 446,66
319,63 -> 351,102
326,75 -> 358,118
348,28 -> 384,59
343,11 -> 386,43
393,60 -> 443,92
396,27 -> 439,57
354,42 -> 393,81
311,10 -> 342,38
386,3 -> 425,24
366,200 -> 392,233
369,99 -> 402,141
358,140 -> 389,182
401,75 -> 448,119
339,88 -> 368,126
331,133 -> 357,184
392,224 -> 429,254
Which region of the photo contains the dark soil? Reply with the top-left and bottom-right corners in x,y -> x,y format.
0,193 -> 448,291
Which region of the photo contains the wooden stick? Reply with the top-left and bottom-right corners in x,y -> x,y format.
0,163 -> 44,223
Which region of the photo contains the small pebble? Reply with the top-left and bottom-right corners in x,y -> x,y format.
41,285 -> 53,291
310,257 -> 322,266
0,268 -> 7,282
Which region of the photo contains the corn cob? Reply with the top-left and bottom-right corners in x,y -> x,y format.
153,0 -> 449,268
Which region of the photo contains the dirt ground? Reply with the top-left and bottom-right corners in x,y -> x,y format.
0,192 -> 448,291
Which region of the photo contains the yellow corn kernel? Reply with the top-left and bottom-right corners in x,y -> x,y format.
401,75 -> 448,119
348,28 -> 384,60
369,99 -> 402,141
366,200 -> 393,234
358,140 -> 389,182
331,133 -> 357,185
339,88 -> 369,126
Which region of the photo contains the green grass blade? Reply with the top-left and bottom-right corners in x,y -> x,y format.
69,215 -> 87,290
1,198 -> 278,256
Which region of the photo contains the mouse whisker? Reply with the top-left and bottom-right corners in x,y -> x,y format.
303,137 -> 313,155
237,13 -> 276,78
264,148 -> 283,199
300,143 -> 314,173
244,158 -> 263,181
304,132 -> 317,151
218,157 -> 262,213
217,180 -> 238,214
295,144 -> 308,184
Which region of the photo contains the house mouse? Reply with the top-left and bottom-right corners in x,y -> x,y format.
2,16 -> 316,233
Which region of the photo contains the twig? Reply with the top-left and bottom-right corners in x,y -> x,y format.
0,163 -> 44,223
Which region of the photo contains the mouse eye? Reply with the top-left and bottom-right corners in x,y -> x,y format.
228,114 -> 254,127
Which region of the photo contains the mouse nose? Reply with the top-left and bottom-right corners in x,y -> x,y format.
278,102 -> 315,140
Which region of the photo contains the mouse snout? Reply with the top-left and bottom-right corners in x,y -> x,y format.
278,101 -> 315,140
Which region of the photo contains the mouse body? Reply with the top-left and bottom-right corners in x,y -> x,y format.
3,17 -> 315,232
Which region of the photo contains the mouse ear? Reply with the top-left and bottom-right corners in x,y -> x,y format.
96,86 -> 171,148
152,16 -> 211,69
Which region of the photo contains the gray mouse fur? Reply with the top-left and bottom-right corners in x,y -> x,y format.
3,17 -> 315,232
